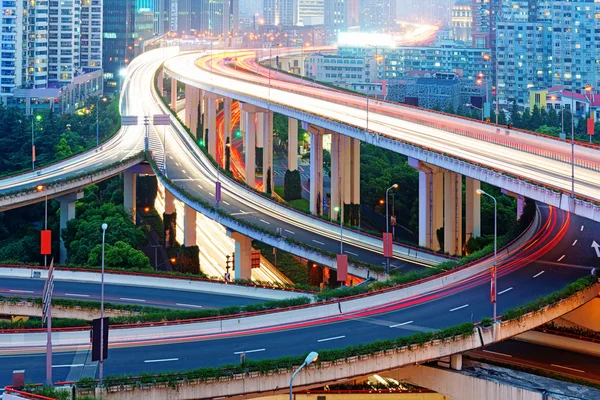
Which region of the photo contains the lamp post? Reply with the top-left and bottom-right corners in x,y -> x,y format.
289,351 -> 318,399
476,189 -> 497,323
550,95 -> 564,137
476,73 -> 489,121
36,185 -> 48,266
96,97 -> 107,147
99,223 -> 108,384
466,103 -> 484,121
571,92 -> 575,198
385,184 -> 398,274
483,54 -> 499,124
334,206 -> 343,254
31,114 -> 41,170
583,85 -> 594,144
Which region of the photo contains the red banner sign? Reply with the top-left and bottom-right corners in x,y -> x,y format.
588,118 -> 595,135
490,266 -> 496,303
336,254 -> 348,282
382,233 -> 393,258
40,230 -> 51,255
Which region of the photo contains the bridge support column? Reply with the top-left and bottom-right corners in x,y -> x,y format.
170,78 -> 178,111
409,158 -> 443,250
185,86 -> 200,138
205,93 -> 219,160
231,232 -> 252,280
309,126 -> 324,215
262,111 -> 273,194
465,178 -> 481,242
183,205 -> 197,246
444,171 -> 463,256
157,69 -> 164,96
350,138 -> 361,207
243,110 -> 256,187
330,133 -> 344,220
57,192 -> 84,264
517,195 -> 525,220
288,117 -> 298,171
123,171 -> 137,223
223,97 -> 232,167
450,354 -> 462,371
256,112 -> 264,148
164,189 -> 175,214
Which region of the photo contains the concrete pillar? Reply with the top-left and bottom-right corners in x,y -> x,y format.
517,195 -> 525,220
231,232 -> 253,280
330,133 -> 343,220
262,111 -> 274,194
164,189 -> 175,214
206,93 -> 218,159
183,205 -> 197,247
158,69 -> 164,96
123,171 -> 137,223
170,78 -> 178,111
223,98 -> 232,162
342,136 -> 352,206
350,138 -> 361,205
256,112 -> 264,148
288,117 -> 298,171
58,192 -> 83,264
450,354 -> 463,371
309,126 -> 324,215
243,110 -> 256,187
419,166 -> 443,250
465,178 -> 481,242
184,86 -> 199,137
444,171 -> 463,256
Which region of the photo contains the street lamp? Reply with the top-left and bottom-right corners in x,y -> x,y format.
36,185 -> 48,266
99,223 -> 108,384
31,114 -> 42,170
483,54 -> 499,124
550,95 -> 564,138
289,351 -> 318,399
466,103 -> 484,121
334,206 -> 343,254
476,189 -> 497,324
583,85 -> 594,144
385,184 -> 398,274
96,97 -> 108,147
476,73 -> 489,120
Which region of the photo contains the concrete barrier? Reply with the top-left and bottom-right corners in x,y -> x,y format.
0,301 -> 135,320
72,284 -> 598,400
0,267 -> 305,301
516,330 -> 600,358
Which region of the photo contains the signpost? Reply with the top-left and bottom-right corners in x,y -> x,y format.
42,260 -> 55,386
120,116 -> 139,126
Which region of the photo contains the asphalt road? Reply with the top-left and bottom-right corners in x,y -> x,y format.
1,205 -> 595,386
0,278 -> 266,310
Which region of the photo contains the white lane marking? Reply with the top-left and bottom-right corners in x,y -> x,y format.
65,293 -> 90,298
572,240 -> 578,246
449,304 -> 469,312
223,201 -> 230,206
312,240 -> 325,245
259,219 -> 271,225
176,303 -> 203,308
285,229 -> 295,235
345,251 -> 358,257
197,184 -> 203,189
120,297 -> 146,302
390,321 -> 414,328
169,156 -> 174,160
176,162 -> 181,166
557,255 -> 566,262
533,271 -> 545,278
551,364 -> 585,373
209,192 -> 215,197
498,287 -> 513,295
234,348 -> 265,355
144,358 -> 179,363
9,290 -> 34,294
482,350 -> 512,358
53,364 -> 84,368
581,225 -> 585,231
317,335 -> 346,342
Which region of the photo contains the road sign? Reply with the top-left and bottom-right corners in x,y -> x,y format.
390,215 -> 397,226
121,116 -> 139,126
153,114 -> 170,126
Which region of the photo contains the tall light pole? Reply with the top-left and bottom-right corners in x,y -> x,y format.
476,73 -> 488,121
289,351 -> 318,400
483,54 -> 498,124
583,85 -> 594,143
96,97 -> 107,147
571,92 -> 575,198
99,223 -> 108,384
385,184 -> 398,274
476,189 -> 497,323
31,114 -> 41,170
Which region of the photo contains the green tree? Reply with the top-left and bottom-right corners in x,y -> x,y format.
87,241 -> 151,269
510,100 -> 521,127
284,170 -> 302,200
55,137 -> 73,160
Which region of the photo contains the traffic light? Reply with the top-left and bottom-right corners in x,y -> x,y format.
235,129 -> 241,137
199,139 -> 204,146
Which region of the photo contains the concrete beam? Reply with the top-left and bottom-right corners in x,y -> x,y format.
57,192 -> 84,264
309,127 -> 324,215
231,232 -> 253,280
288,117 -> 298,171
465,178 -> 481,242
123,171 -> 137,223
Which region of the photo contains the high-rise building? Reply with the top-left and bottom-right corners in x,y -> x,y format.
0,0 -> 103,113
471,0 -> 501,48
359,0 -> 396,31
264,0 -> 298,25
323,0 -> 359,41
452,0 -> 472,42
496,0 -> 600,107
169,0 -> 237,37
299,0 -> 324,25
103,0 -> 136,90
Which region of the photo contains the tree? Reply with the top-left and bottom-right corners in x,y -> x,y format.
510,100 -> 521,127
284,170 -> 302,200
87,241 -> 151,269
225,137 -> 231,171
266,167 -> 272,194
54,137 -> 73,160
530,104 -> 543,130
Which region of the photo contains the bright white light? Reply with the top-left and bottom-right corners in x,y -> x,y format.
337,32 -> 397,48
119,68 -> 128,77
